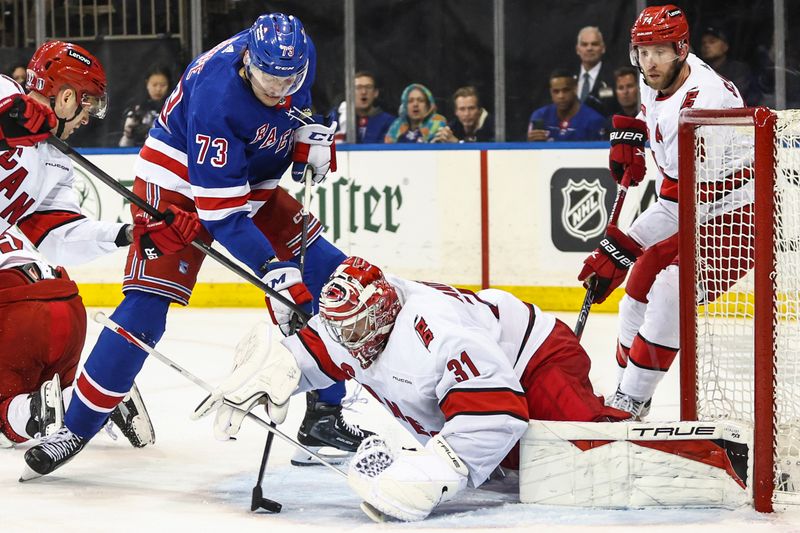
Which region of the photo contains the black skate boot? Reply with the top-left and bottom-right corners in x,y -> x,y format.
26,374 -> 64,440
106,383 -> 155,448
20,426 -> 86,481
291,391 -> 374,466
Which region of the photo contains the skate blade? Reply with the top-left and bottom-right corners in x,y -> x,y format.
360,501 -> 388,523
290,446 -> 352,466
19,464 -> 43,482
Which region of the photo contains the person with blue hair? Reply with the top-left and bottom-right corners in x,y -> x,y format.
24,13 -> 371,479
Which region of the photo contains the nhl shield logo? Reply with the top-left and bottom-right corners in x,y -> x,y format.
560,179 -> 608,242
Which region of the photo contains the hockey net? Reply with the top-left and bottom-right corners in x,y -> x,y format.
678,107 -> 800,512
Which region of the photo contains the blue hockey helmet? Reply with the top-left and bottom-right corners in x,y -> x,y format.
245,13 -> 309,99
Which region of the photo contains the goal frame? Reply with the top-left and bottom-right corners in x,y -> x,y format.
677,106 -> 777,512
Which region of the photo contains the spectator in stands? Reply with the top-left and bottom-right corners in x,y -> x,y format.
337,71 -> 395,144
575,26 -> 619,117
613,66 -> 640,118
385,83 -> 447,143
118,65 -> 172,147
528,69 -> 606,142
700,26 -> 752,103
8,64 -> 27,86
432,86 -> 493,143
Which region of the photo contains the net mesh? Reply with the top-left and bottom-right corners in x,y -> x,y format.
692,110 -> 800,505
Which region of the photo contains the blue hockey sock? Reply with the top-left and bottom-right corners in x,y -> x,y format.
66,291 -> 171,439
315,380 -> 346,405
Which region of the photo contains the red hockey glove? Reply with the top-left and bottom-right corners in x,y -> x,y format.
0,93 -> 57,147
291,121 -> 338,184
133,206 -> 202,260
609,115 -> 647,186
262,261 -> 312,336
578,225 -> 643,304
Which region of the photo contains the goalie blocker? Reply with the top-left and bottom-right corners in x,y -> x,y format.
520,420 -> 753,508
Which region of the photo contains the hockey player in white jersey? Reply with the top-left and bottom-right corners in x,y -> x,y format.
0,41 -> 199,452
196,256 -> 630,521
577,5 -> 749,417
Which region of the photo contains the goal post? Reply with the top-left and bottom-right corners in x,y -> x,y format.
678,106 -> 800,512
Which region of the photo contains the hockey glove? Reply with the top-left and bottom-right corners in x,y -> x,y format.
578,225 -> 643,304
263,261 -> 313,336
609,115 -> 647,186
0,93 -> 56,147
291,120 -> 338,184
348,435 -> 469,522
132,206 -> 201,260
192,322 -> 301,439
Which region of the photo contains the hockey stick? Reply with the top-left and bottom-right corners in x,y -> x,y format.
45,136 -> 310,323
573,174 -> 632,340
251,167 -> 314,511
93,313 -> 348,485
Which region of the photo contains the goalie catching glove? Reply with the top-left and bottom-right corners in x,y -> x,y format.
263,261 -> 312,336
0,93 -> 57,147
348,434 -> 469,522
132,206 -> 202,260
291,117 -> 337,184
192,322 -> 301,440
578,225 -> 643,304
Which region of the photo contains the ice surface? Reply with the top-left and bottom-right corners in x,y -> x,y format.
2,309 -> 798,532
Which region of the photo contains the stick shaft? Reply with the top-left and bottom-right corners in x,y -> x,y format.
93,312 -> 346,479
47,136 -> 309,321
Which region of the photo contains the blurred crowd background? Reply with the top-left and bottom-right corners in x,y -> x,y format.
0,0 -> 795,147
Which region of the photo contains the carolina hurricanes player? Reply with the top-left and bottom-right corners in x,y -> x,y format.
0,42 -> 199,449
24,14 -> 367,480
197,256 -> 630,521
578,5 -> 748,417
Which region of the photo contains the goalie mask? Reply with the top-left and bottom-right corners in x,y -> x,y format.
319,257 -> 401,369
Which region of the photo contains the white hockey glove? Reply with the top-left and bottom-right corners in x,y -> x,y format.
348,434 -> 469,522
263,261 -> 312,336
291,121 -> 338,184
192,322 -> 300,440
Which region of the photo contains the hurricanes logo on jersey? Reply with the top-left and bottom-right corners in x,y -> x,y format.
414,315 -> 434,350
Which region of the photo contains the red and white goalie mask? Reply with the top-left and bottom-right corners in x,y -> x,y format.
319,257 -> 401,369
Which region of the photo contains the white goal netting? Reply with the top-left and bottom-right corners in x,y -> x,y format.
691,109 -> 800,506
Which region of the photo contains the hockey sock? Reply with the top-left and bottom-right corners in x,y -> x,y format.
66,291 -> 170,439
1,394 -> 30,442
315,380 -> 347,405
616,341 -> 630,384
619,333 -> 678,401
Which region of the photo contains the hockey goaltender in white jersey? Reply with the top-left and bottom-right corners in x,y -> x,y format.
195,255 -> 631,521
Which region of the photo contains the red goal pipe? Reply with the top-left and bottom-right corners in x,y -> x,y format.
678,107 -> 777,512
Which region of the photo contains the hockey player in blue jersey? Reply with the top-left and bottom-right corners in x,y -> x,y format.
24,13 -> 371,479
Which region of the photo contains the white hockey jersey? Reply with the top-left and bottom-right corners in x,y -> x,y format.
0,76 -> 125,266
283,276 -> 558,487
630,53 -> 748,248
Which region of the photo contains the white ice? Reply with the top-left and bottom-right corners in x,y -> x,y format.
2,309 -> 798,532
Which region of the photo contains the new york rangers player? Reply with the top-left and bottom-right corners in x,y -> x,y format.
24,14 -> 368,479
0,41 -> 197,451
196,256 -> 630,521
577,5 -> 749,417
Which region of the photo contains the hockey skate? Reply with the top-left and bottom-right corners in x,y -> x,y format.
27,374 -> 64,440
20,426 -> 86,481
291,391 -> 374,466
105,383 -> 155,448
606,386 -> 652,420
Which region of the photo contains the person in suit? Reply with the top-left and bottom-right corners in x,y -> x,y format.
575,26 -> 620,118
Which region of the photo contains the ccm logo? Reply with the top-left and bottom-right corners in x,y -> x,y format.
309,131 -> 333,142
610,131 -> 644,142
631,425 -> 716,437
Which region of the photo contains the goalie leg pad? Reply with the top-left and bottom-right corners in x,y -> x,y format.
519,420 -> 752,508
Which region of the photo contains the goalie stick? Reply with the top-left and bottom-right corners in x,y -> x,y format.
573,173 -> 631,340
45,135 -> 311,325
93,312 -> 348,513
